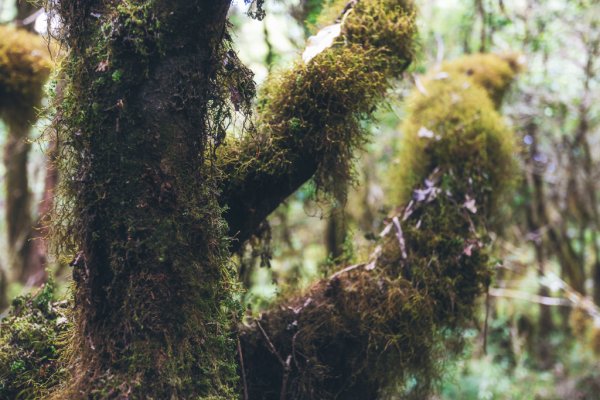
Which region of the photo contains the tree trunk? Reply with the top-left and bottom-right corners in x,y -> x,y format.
0,264 -> 7,311
4,120 -> 32,284
0,26 -> 51,284
325,204 -> 347,262
52,1 -> 240,397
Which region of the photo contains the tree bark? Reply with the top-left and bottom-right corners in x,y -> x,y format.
52,1 -> 241,398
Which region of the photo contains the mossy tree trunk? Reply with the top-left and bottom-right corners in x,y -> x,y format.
53,1 -> 241,397
13,0 -> 55,285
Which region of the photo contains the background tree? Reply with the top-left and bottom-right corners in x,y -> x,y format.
0,25 -> 51,288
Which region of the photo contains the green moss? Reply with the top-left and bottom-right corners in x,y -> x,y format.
439,53 -> 524,106
0,280 -> 70,400
390,53 -> 519,216
44,1 -> 246,398
240,52 -> 520,399
220,0 -> 417,204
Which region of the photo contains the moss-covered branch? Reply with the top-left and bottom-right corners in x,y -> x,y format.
220,0 -> 417,250
238,54 -> 520,399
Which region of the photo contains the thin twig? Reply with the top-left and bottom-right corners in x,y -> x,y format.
483,285 -> 490,355
489,287 -> 573,307
280,355 -> 292,400
237,336 -> 249,400
256,320 -> 292,399
256,320 -> 286,367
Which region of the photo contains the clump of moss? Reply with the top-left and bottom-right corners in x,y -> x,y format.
0,25 -> 52,125
239,53 -> 519,399
257,0 -> 416,200
390,53 -> 520,213
0,280 -> 70,399
439,53 -> 524,107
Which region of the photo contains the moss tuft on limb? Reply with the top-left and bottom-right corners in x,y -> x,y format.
389,53 -> 520,214
239,54 -> 520,399
0,280 -> 70,400
220,0 -> 417,251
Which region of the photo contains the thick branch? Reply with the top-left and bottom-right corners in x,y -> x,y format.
220,0 -> 417,250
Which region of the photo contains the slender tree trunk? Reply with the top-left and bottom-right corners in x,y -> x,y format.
20,139 -> 58,286
0,264 -> 7,311
325,203 -> 347,261
523,121 -> 555,368
4,119 -> 33,284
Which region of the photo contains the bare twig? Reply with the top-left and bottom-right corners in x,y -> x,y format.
256,320 -> 287,367
237,336 -> 249,400
256,319 -> 293,399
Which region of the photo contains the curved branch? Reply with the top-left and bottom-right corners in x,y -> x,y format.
238,53 -> 520,399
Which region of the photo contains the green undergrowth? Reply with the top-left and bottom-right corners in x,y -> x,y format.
0,280 -> 70,400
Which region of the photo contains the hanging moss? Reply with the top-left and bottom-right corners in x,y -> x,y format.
220,0 -> 417,249
0,280 -> 70,400
239,53 -> 519,399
